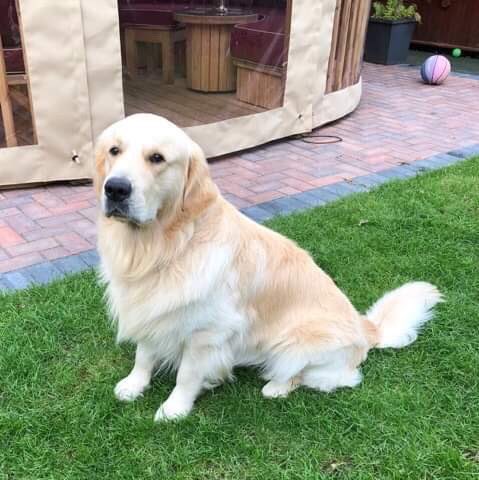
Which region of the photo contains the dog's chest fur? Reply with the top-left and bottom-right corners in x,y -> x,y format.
102,241 -> 250,368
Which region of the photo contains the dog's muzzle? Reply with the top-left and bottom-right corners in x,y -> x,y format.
104,176 -> 132,220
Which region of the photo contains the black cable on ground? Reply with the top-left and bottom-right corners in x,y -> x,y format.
294,133 -> 343,145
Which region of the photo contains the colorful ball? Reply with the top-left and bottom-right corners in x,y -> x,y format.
452,48 -> 462,58
420,55 -> 451,85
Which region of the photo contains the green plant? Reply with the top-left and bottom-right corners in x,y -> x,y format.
372,0 -> 421,22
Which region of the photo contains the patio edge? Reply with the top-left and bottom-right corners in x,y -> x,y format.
1,145 -> 478,293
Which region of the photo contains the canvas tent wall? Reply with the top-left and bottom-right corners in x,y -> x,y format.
0,0 -> 370,187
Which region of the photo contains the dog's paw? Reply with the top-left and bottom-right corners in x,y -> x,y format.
114,376 -> 149,402
154,397 -> 192,422
262,380 -> 298,398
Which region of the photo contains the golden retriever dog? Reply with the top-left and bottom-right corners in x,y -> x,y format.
95,114 -> 442,421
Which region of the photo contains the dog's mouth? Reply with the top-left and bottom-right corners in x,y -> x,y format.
106,205 -> 128,219
105,201 -> 135,223
104,203 -> 153,228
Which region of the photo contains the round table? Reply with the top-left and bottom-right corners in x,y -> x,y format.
175,9 -> 258,93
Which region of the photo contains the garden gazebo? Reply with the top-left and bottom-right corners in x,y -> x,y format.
0,0 -> 371,187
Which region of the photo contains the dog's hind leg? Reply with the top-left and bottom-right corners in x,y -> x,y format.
301,347 -> 364,393
114,342 -> 157,402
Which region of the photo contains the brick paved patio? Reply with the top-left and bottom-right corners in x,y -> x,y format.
1,63 -> 479,282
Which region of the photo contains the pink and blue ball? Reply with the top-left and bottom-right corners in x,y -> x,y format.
420,55 -> 451,85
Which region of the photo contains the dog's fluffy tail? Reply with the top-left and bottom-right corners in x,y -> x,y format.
366,282 -> 443,349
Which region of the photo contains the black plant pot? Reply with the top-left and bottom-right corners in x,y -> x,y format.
364,18 -> 417,65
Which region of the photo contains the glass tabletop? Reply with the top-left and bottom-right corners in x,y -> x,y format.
178,7 -> 255,17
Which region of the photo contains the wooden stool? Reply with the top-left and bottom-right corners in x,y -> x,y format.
124,26 -> 185,84
233,59 -> 285,109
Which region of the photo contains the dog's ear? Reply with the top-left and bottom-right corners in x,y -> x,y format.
93,143 -> 107,198
181,140 -> 214,213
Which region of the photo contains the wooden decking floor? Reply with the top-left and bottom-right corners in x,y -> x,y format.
0,74 -> 265,149
123,74 -> 265,127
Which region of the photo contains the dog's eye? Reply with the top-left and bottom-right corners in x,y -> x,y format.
109,146 -> 120,156
149,153 -> 165,164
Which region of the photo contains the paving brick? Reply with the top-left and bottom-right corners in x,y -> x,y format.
0,278 -> 11,292
305,187 -> 341,203
24,226 -> 69,242
351,174 -> 389,189
20,202 -> 52,220
322,181 -> 366,198
278,187 -> 302,196
32,191 -> 65,209
5,214 -> 39,234
0,196 -> 32,209
48,201 -> 91,216
222,194 -> 253,209
259,197 -> 309,215
291,191 -> 327,208
55,232 -> 93,254
38,212 -> 82,228
240,205 -> 274,223
249,181 -> 285,194
310,175 -> 346,188
52,255 -> 89,274
412,156 -> 452,171
377,166 -> 417,181
0,207 -> 21,218
21,262 -> 63,285
79,249 -> 100,267
6,238 -> 58,257
423,153 -> 460,168
3,271 -> 32,290
340,181 -> 369,193
42,246 -> 72,261
68,218 -> 97,239
247,191 -> 283,204
0,252 -> 43,273
448,146 -> 479,159
281,177 -> 314,191
0,226 -> 25,248
60,190 -> 96,204
79,206 -> 98,222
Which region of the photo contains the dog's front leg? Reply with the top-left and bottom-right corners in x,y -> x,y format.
154,334 -> 230,422
114,342 -> 157,402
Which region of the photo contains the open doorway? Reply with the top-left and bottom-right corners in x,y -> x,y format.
118,0 -> 291,127
0,0 -> 36,149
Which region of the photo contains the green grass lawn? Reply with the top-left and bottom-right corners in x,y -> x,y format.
1,159 -> 479,479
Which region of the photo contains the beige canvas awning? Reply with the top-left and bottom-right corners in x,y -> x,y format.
0,0 -> 370,187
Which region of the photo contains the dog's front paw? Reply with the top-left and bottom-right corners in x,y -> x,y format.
154,397 -> 193,422
114,375 -> 149,402
262,379 -> 299,398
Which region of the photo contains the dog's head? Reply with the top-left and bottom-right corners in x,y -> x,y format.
94,114 -> 206,226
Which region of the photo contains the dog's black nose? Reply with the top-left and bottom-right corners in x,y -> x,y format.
104,177 -> 132,202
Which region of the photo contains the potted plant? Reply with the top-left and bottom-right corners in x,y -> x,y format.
364,0 -> 421,65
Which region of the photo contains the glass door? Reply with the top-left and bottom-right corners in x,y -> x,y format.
0,0 -> 35,149
0,0 -> 94,187
118,0 -> 292,128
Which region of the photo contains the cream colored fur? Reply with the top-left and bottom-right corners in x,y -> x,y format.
95,114 -> 443,421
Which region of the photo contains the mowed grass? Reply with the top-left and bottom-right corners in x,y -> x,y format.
1,158 -> 479,479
